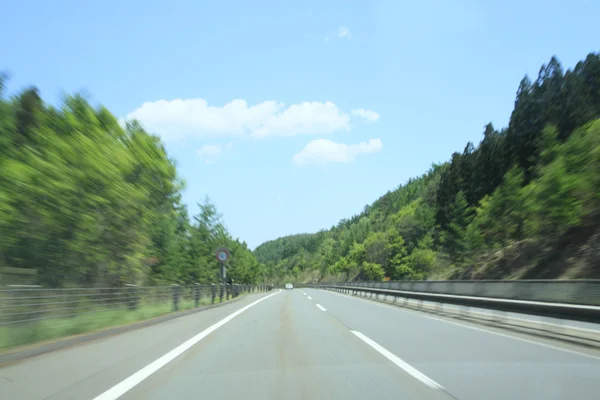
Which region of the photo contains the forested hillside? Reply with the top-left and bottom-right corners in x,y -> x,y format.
0,76 -> 265,287
255,53 -> 600,283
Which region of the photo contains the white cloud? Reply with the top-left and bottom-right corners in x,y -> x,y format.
338,26 -> 351,39
293,138 -> 383,167
125,99 -> 351,141
351,108 -> 380,123
197,144 -> 222,164
197,145 -> 222,157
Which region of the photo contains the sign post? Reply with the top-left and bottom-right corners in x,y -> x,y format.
215,248 -> 230,301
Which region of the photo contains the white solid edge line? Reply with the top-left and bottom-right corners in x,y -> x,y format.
324,289 -> 600,361
93,290 -> 282,400
316,304 -> 327,311
308,296 -> 312,300
351,330 -> 444,390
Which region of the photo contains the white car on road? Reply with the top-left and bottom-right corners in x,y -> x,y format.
285,283 -> 293,290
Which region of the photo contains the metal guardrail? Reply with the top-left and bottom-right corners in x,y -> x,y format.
0,283 -> 273,326
304,280 -> 600,307
306,283 -> 600,323
318,285 -> 600,346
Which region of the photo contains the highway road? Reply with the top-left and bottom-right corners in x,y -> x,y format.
1,288 -> 600,400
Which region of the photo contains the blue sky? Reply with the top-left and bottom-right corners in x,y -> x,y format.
2,0 -> 600,249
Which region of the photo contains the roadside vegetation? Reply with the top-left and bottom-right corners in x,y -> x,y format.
0,76 -> 266,288
0,295 -> 235,350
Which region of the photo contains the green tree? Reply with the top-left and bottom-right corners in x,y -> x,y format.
440,191 -> 474,264
474,167 -> 529,261
364,232 -> 389,272
362,262 -> 385,281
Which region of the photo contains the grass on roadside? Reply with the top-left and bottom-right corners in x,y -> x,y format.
0,295 -> 237,351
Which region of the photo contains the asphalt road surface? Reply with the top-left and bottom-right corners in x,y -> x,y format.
1,288 -> 600,400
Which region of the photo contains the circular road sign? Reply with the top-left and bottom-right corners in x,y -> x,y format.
215,248 -> 230,263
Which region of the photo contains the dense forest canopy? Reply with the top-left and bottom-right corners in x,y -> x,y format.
0,77 -> 267,287
254,52 -> 600,283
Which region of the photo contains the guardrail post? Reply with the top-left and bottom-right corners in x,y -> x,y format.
219,283 -> 224,302
172,284 -> 180,311
211,284 -> 216,304
226,284 -> 231,300
194,283 -> 201,307
126,284 -> 139,310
